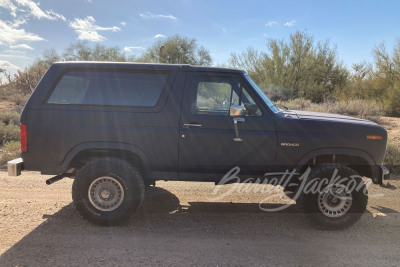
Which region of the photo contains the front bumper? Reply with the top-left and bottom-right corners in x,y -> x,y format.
7,158 -> 24,176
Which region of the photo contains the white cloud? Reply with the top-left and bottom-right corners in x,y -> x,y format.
120,22 -> 126,27
0,19 -> 44,45
284,20 -> 296,27
10,43 -> 33,50
77,30 -> 105,42
0,0 -> 18,17
154,34 -> 166,38
69,16 -> 120,42
14,0 -> 66,21
265,21 -> 277,27
0,59 -> 19,69
123,46 -> 145,53
139,12 -> 177,20
46,10 -> 66,21
11,18 -> 26,27
0,53 -> 29,59
4,49 -> 23,53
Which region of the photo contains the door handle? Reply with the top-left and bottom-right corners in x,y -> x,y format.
183,123 -> 202,128
233,117 -> 245,141
233,117 -> 245,124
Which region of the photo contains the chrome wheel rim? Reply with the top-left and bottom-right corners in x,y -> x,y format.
88,177 -> 124,212
318,184 -> 352,218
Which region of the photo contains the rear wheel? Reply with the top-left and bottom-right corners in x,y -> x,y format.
298,164 -> 368,230
72,158 -> 144,225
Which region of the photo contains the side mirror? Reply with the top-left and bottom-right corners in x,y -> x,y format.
229,104 -> 244,117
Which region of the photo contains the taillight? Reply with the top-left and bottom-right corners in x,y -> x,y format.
20,123 -> 27,152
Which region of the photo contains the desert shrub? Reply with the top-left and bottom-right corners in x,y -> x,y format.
384,141 -> 400,175
0,84 -> 29,107
275,98 -> 384,119
0,111 -> 20,144
275,98 -> 312,110
7,93 -> 29,107
321,99 -> 385,118
0,141 -> 20,165
264,85 -> 295,101
0,111 -> 20,125
0,122 -> 19,144
386,90 -> 400,117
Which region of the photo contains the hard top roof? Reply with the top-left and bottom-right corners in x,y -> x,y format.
52,61 -> 245,74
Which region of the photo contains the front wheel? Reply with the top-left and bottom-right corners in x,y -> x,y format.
298,164 -> 368,230
72,158 -> 144,225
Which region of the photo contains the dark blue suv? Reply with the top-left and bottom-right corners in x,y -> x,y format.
8,62 -> 389,228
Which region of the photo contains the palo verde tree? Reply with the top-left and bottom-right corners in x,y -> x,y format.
228,31 -> 349,102
371,40 -> 400,116
62,41 -> 127,62
137,35 -> 212,66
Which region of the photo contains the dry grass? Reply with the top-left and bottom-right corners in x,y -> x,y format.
275,98 -> 385,120
384,141 -> 400,175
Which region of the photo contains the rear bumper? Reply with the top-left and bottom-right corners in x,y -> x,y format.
7,158 -> 24,176
380,165 -> 390,181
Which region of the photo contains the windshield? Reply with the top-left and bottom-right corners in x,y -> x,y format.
245,74 -> 281,113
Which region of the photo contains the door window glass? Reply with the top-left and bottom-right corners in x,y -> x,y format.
192,76 -> 261,116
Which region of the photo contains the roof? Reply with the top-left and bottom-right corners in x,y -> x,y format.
52,61 -> 245,74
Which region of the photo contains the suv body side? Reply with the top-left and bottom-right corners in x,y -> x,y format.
21,63 -> 184,180
20,62 -> 388,185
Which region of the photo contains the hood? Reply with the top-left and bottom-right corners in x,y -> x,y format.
282,110 -> 377,126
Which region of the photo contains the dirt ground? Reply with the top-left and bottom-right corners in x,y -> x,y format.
0,170 -> 400,266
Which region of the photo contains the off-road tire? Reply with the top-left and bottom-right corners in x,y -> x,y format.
298,164 -> 368,230
72,157 -> 144,226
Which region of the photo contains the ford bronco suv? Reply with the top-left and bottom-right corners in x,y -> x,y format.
8,62 -> 389,229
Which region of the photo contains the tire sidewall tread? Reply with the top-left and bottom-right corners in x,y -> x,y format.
72,157 -> 144,226
298,163 -> 368,230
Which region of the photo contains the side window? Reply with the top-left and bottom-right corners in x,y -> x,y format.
195,80 -> 232,115
48,70 -> 169,107
192,76 -> 261,116
240,86 -> 262,116
47,74 -> 89,104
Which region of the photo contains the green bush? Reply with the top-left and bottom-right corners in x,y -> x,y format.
387,90 -> 400,117
0,141 -> 20,165
384,141 -> 400,175
0,122 -> 19,144
0,111 -> 20,144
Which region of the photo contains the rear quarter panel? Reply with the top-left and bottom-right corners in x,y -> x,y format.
21,63 -> 184,176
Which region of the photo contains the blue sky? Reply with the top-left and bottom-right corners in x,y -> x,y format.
0,0 -> 399,75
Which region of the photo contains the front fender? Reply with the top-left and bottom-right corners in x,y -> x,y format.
295,147 -> 381,184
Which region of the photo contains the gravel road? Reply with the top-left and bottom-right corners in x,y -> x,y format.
1,171 -> 400,266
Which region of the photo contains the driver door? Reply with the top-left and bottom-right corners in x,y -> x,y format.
178,72 -> 277,181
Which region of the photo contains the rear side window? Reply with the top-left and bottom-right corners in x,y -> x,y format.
47,70 -> 169,107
